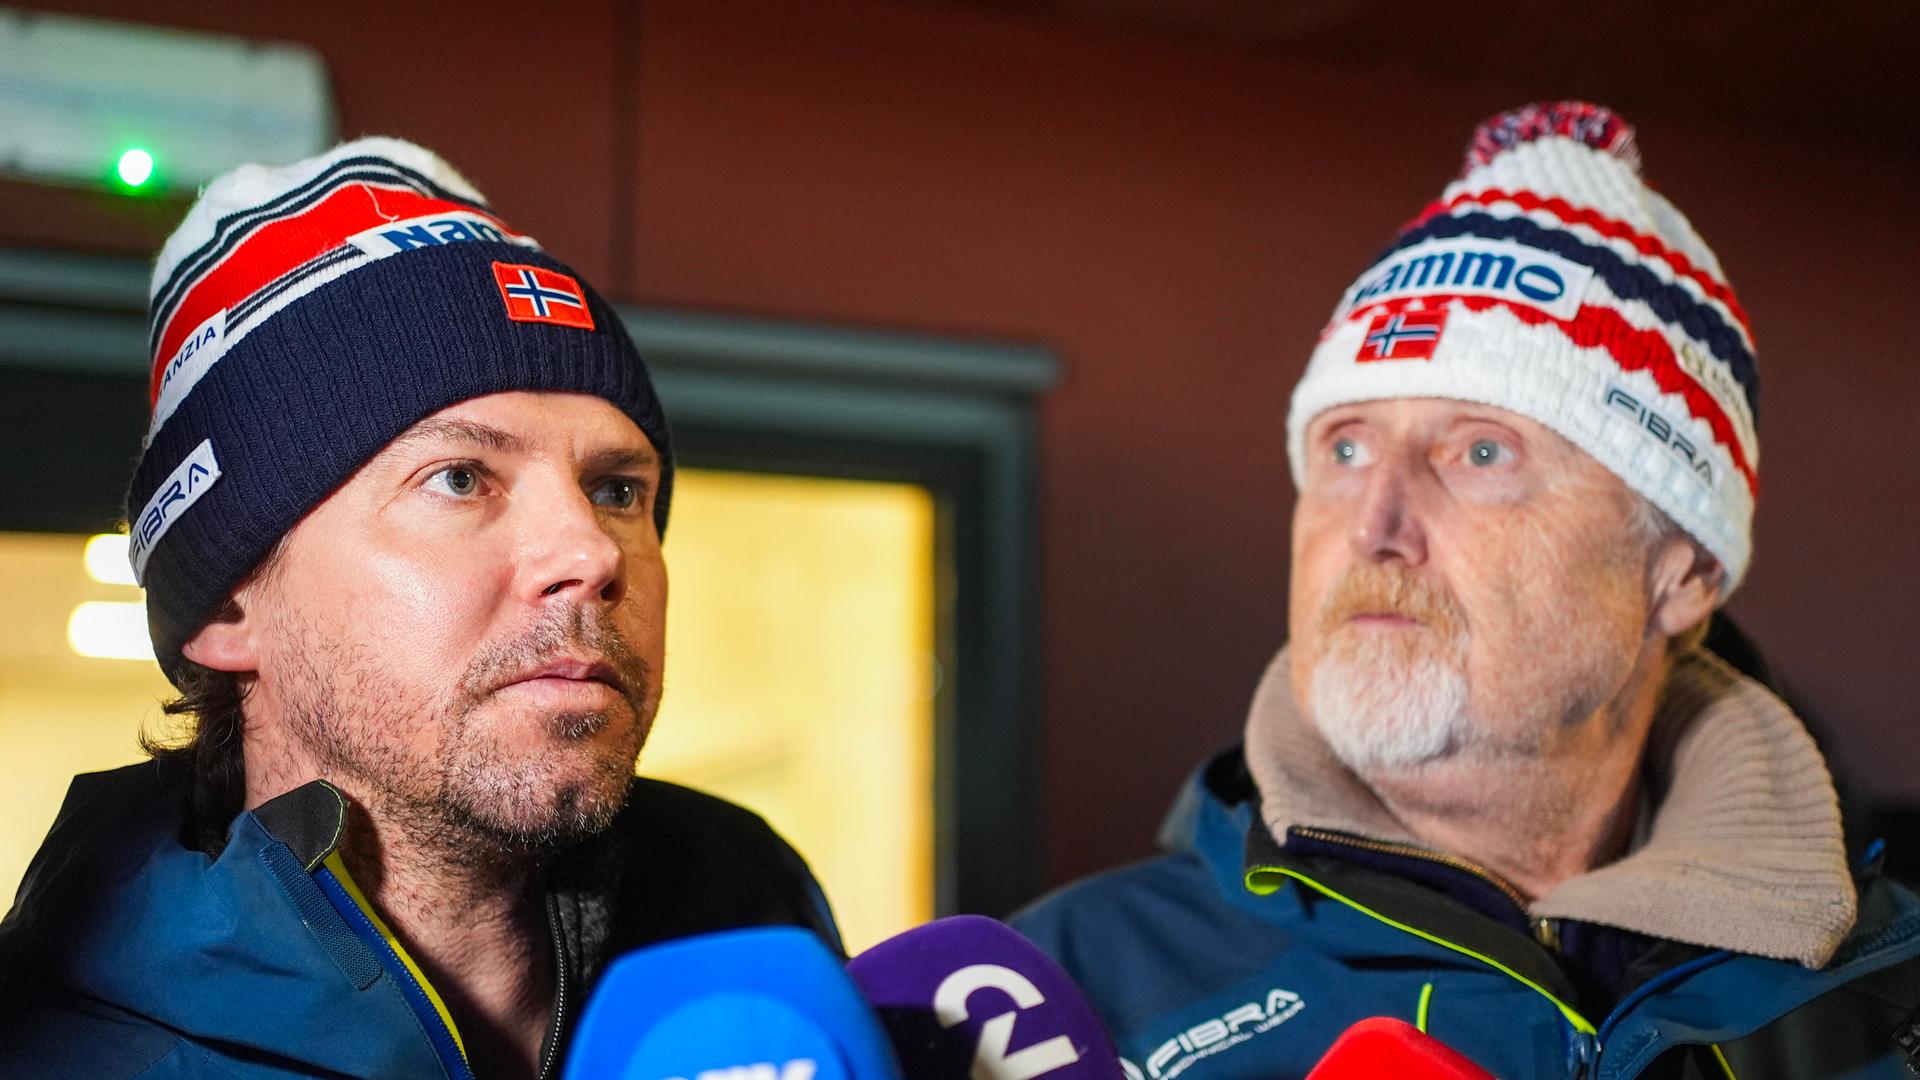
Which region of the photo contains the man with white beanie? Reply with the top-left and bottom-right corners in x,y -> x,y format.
1015,103 -> 1920,1077
0,139 -> 839,1078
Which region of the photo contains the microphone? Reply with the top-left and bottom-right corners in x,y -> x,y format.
1304,1017 -> 1494,1079
562,926 -> 905,1080
844,915 -> 1124,1080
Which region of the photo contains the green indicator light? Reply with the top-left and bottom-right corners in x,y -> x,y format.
115,148 -> 155,188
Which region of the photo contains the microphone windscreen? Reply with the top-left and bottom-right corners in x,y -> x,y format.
845,915 -> 1123,1080
563,926 -> 904,1080
1304,1017 -> 1494,1080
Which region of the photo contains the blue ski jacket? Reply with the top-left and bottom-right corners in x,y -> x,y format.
1015,747 -> 1920,1079
0,757 -> 840,1078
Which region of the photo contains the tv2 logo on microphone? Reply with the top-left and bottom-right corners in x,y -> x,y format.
934,964 -> 1082,1080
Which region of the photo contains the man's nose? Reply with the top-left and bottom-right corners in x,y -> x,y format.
521,484 -> 626,606
1349,457 -> 1428,567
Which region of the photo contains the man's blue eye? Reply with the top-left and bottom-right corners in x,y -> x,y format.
593,479 -> 638,509
1333,439 -> 1360,465
426,466 -> 480,496
1468,440 -> 1508,466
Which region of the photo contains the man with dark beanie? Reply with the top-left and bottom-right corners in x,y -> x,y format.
0,139 -> 838,1078
1015,104 -> 1920,1077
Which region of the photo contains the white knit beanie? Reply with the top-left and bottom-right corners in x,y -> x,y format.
1287,102 -> 1759,593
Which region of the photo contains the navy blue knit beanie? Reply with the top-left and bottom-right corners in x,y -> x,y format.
126,137 -> 672,685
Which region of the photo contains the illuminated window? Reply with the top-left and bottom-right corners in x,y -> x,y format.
650,469 -> 936,951
0,468 -> 935,951
0,532 -> 175,906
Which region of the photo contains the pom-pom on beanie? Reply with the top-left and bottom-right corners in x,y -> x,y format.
125,137 -> 672,684
1286,102 -> 1758,594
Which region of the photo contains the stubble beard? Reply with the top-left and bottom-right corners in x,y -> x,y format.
1306,563 -> 1472,773
274,605 -> 656,860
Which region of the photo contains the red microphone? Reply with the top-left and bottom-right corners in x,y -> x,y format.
1305,1017 -> 1495,1079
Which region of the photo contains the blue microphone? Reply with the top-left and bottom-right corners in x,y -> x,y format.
562,927 -> 904,1080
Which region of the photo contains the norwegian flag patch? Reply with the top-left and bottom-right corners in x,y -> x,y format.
491,262 -> 595,330
1358,309 -> 1447,362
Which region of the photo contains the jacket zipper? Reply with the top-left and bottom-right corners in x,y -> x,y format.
1290,829 -> 1572,998
535,891 -> 570,1080
1281,828 -> 1617,1077
316,853 -> 476,1080
1271,827 -> 1605,1066
1290,826 -> 1534,911
1246,860 -> 1599,1045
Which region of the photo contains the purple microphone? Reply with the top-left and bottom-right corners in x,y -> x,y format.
845,915 -> 1124,1080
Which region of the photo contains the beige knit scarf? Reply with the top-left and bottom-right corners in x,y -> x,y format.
1243,645 -> 1856,968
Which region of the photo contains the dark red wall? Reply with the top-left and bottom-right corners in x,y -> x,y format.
7,0 -> 1915,891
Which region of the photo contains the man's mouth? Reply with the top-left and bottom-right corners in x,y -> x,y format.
499,656 -> 628,697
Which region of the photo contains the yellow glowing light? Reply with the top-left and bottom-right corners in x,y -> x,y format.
649,470 -> 935,952
66,601 -> 154,661
83,533 -> 137,586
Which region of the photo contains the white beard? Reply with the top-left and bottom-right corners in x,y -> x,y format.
1308,642 -> 1470,772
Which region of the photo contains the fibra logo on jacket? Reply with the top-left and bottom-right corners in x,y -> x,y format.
1120,988 -> 1305,1080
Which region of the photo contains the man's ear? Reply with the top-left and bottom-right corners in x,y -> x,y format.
1648,534 -> 1722,641
180,589 -> 261,674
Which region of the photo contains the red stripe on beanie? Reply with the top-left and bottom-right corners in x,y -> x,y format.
1457,295 -> 1758,495
1408,188 -> 1754,340
1338,293 -> 1757,495
149,185 -> 515,401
